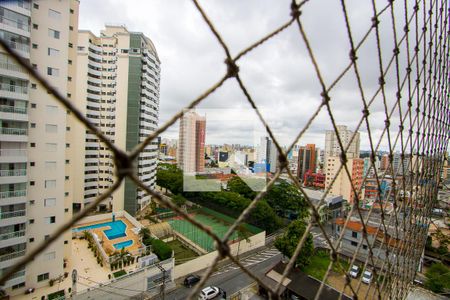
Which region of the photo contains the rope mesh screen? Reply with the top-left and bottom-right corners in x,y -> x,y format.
0,0 -> 448,299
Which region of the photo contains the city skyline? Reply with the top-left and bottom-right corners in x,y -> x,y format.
78,0 -> 413,151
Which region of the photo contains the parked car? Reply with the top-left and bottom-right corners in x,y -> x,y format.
349,265 -> 360,278
199,286 -> 220,299
184,274 -> 201,287
362,270 -> 373,284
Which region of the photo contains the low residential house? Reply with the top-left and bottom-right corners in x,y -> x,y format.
258,261 -> 352,300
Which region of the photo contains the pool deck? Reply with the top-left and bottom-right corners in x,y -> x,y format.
75,217 -> 142,254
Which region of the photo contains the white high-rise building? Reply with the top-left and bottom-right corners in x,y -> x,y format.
257,136 -> 278,173
0,0 -> 78,295
71,25 -> 160,216
324,125 -> 360,162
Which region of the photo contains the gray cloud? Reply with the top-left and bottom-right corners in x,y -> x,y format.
79,0 -> 429,151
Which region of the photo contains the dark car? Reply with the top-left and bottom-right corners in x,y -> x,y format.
184,274 -> 201,287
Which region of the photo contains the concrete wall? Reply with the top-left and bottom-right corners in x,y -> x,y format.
174,231 -> 265,279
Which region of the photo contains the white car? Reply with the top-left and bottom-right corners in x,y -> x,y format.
199,286 -> 220,300
362,270 -> 373,284
349,265 -> 360,278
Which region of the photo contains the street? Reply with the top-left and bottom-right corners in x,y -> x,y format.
163,248 -> 282,300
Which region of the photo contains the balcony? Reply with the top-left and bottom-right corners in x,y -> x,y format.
3,40 -> 30,58
0,83 -> 29,101
0,249 -> 25,263
0,105 -> 28,122
0,15 -> 30,37
0,169 -> 26,185
0,128 -> 28,142
0,149 -> 27,164
0,230 -> 25,241
0,61 -> 28,80
0,210 -> 25,220
0,190 -> 26,200
0,169 -> 26,177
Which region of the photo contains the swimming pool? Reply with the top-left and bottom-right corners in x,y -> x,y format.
113,240 -> 133,250
73,220 -> 127,240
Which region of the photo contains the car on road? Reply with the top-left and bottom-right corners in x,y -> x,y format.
349,265 -> 360,278
362,270 -> 373,284
184,274 -> 201,287
199,286 -> 220,299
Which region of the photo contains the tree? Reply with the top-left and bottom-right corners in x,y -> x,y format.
263,180 -> 309,220
172,194 -> 187,207
274,219 -> 314,269
227,176 -> 257,199
424,263 -> 450,293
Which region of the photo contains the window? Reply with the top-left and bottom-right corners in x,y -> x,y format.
31,83 -> 37,89
65,160 -> 70,164
44,235 -> 50,240
66,126 -> 70,131
29,238 -> 34,242
48,28 -> 60,39
68,43 -> 73,48
45,161 -> 56,170
350,241 -> 358,247
363,245 -> 368,250
29,181 -> 35,186
32,63 -> 37,69
12,282 -> 25,290
45,143 -> 57,152
44,180 -> 56,188
67,93 -> 71,98
64,208 -> 69,212
43,251 -> 56,261
29,200 -> 35,205
31,103 -> 37,108
45,216 -> 56,224
30,123 -> 36,128
30,143 -> 35,148
67,76 -> 72,82
45,124 -> 57,133
46,105 -> 58,113
29,219 -> 34,224
32,43 -> 38,49
121,49 -> 129,54
68,59 -> 72,65
47,67 -> 59,76
32,24 -> 38,29
37,273 -> 49,282
44,198 -> 56,207
64,192 -> 69,197
33,3 -> 39,9
69,26 -> 73,31
48,9 -> 61,19
30,162 -> 35,167
352,231 -> 358,238
65,176 -> 69,180
70,9 -> 74,14
65,143 -> 70,148
64,240 -> 68,244
48,48 -> 59,57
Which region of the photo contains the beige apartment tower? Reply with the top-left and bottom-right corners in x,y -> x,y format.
0,0 -> 78,295
71,25 -> 161,216
324,157 -> 364,203
325,125 -> 360,162
177,110 -> 206,173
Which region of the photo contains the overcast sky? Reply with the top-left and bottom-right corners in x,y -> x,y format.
79,0 -> 430,151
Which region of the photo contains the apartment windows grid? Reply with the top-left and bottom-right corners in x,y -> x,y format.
37,273 -> 49,282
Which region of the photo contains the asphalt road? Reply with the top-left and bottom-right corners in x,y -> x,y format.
164,251 -> 282,300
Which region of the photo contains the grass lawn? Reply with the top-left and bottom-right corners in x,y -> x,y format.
167,239 -> 199,264
302,251 -> 350,281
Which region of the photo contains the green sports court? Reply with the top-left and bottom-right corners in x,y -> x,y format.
162,207 -> 262,252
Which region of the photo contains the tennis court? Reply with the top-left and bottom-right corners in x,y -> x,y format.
164,207 -> 261,252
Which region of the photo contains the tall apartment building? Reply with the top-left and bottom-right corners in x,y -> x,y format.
71,25 -> 160,216
297,144 -> 316,181
257,136 -> 278,173
324,125 -> 360,162
324,157 -> 364,203
177,110 -> 206,173
0,0 -> 78,295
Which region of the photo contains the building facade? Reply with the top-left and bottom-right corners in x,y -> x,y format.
324,157 -> 364,203
257,136 -> 277,173
297,144 -> 316,180
0,0 -> 78,294
72,25 -> 160,216
177,110 -> 206,173
324,125 -> 360,162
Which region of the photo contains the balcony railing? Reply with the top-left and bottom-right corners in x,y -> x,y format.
0,128 -> 27,135
0,210 -> 25,219
0,149 -> 27,157
0,83 -> 28,94
0,105 -> 27,114
0,250 -> 25,262
0,190 -> 26,198
0,61 -> 26,74
0,230 -> 25,241
5,40 -> 29,54
0,16 -> 30,32
0,169 -> 26,177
